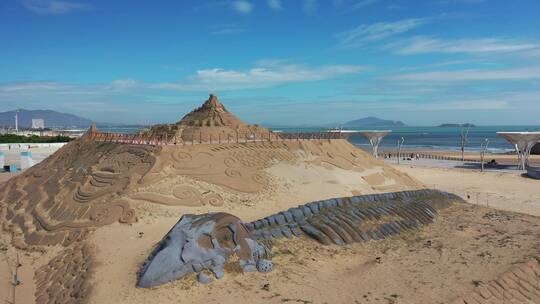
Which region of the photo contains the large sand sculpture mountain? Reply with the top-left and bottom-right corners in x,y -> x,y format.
0,95 -> 421,304
146,94 -> 268,143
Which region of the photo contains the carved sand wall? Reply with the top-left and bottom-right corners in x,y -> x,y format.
0,136 -> 158,248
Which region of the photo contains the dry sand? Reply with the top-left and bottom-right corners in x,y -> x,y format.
2,96 -> 539,303
88,203 -> 540,304
1,133 -> 539,304
86,154 -> 540,304
0,137 -> 422,304
398,165 -> 540,217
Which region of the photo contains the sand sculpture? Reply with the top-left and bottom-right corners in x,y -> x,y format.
145,94 -> 269,143
0,95 -> 428,303
138,212 -> 272,288
138,189 -> 462,287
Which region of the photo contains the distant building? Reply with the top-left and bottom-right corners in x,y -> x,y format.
32,118 -> 45,129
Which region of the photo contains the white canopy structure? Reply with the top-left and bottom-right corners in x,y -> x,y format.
497,132 -> 540,170
356,130 -> 392,158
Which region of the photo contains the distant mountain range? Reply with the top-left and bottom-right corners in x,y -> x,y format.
0,109 -> 93,128
343,117 -> 405,128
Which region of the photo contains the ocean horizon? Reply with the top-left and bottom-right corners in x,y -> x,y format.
95,125 -> 540,153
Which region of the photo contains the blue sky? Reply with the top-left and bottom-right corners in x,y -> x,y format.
1,0 -> 539,126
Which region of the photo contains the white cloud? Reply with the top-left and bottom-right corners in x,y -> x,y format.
267,0 -> 282,11
109,79 -> 137,90
521,48 -> 540,59
0,81 -> 68,92
232,1 -> 253,14
336,18 -> 427,48
387,66 -> 540,82
152,63 -> 367,91
21,0 -> 90,15
0,63 -> 367,95
208,24 -> 246,35
397,36 -> 540,54
420,99 -> 509,111
350,0 -> 379,10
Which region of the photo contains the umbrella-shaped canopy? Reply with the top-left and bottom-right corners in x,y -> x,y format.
497,131 -> 540,170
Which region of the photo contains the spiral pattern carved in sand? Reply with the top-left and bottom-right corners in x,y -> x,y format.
252,173 -> 269,185
172,185 -> 202,202
202,193 -> 224,206
225,168 -> 242,178
224,157 -> 239,168
171,151 -> 192,162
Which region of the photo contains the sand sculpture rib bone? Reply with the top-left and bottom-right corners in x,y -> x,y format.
247,188 -> 458,245
138,188 -> 462,287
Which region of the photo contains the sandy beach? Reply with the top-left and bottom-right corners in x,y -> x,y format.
397,164 -> 540,217
0,98 -> 539,304
1,139 -> 539,304
5,2 -> 540,303
88,202 -> 540,304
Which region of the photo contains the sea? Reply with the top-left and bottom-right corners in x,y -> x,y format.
97,125 -> 540,154
270,125 -> 540,153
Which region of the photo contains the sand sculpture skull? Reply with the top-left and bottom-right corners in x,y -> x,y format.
137,212 -> 271,288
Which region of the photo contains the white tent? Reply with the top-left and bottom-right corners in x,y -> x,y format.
497,132 -> 540,170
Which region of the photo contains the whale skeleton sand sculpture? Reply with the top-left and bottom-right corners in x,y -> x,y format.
497,131 -> 540,170
138,189 -> 462,287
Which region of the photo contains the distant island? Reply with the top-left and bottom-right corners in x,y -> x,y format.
344,116 -> 405,128
438,123 -> 476,128
0,109 -> 93,128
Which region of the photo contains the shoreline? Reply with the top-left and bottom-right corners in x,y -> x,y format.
375,147 -> 540,166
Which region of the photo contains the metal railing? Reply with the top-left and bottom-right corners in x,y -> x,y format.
89,131 -> 347,146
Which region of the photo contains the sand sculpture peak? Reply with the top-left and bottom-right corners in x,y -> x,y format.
177,94 -> 246,128
144,94 -> 268,142
203,94 -> 226,112
88,122 -> 98,134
